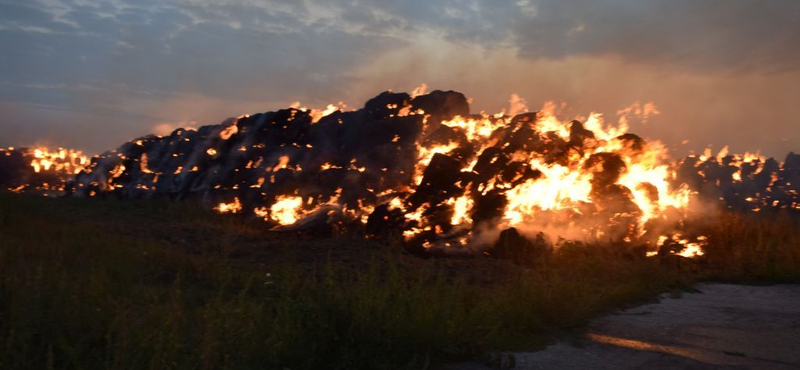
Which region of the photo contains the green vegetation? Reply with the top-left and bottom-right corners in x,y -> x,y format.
1,193 -> 798,370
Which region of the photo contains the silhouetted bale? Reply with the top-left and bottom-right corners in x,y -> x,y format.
341,114 -> 422,167
783,152 -> 800,189
449,144 -> 477,166
592,183 -> 640,215
0,149 -> 28,186
569,120 -> 595,147
270,208 -> 333,237
754,158 -> 780,189
674,157 -> 709,199
636,182 -> 660,203
510,112 -> 538,126
489,228 -> 551,265
628,244 -> 649,259
540,132 -> 571,165
701,161 -> 737,188
472,147 -> 510,184
422,202 -> 459,235
739,160 -> 759,180
503,125 -> 540,153
785,152 -> 800,172
656,241 -> 681,257
425,124 -> 468,144
615,133 -> 646,153
472,189 -> 507,225
365,203 -> 405,237
408,153 -> 463,207
586,152 -> 627,188
410,90 -> 470,124
655,242 -> 699,270
500,161 -> 542,186
364,91 -> 411,120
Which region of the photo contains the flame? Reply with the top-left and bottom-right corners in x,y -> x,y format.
442,116 -> 506,142
410,83 -> 428,98
414,141 -> 460,183
508,93 -> 529,117
140,153 -> 154,174
29,147 -> 88,175
448,194 -> 474,225
272,156 -> 290,172
219,123 -> 239,140
310,104 -> 340,123
215,197 -> 242,214
652,234 -> 707,258
44,89 -> 796,258
270,195 -> 305,225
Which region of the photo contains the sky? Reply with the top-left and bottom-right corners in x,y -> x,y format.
1,0 -> 799,158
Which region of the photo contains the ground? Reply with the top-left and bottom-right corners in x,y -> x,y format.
1,192 -> 799,370
450,283 -> 800,369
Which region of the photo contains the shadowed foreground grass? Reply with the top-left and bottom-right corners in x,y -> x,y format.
0,193 -> 798,370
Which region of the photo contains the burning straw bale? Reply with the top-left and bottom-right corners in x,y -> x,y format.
3,89 -> 799,261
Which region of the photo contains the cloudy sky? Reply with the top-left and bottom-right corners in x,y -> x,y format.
1,0 -> 799,158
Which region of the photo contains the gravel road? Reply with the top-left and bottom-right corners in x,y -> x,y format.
450,283 -> 800,370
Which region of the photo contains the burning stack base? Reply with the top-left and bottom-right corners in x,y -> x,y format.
3,89 -> 798,260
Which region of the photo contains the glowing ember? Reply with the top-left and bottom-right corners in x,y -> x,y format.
214,197 -> 242,213
219,124 -> 239,140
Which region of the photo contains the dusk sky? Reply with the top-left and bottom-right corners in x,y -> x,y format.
1,0 -> 798,158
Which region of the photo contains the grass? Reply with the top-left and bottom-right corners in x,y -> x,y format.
0,192 -> 798,370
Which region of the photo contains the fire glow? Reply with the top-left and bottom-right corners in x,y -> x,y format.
4,88 -> 799,258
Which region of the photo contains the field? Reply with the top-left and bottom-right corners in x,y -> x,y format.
1,192 -> 798,370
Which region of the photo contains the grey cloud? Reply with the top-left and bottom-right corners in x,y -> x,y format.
0,0 -> 798,156
508,0 -> 800,71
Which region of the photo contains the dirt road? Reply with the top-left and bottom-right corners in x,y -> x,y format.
451,283 -> 800,370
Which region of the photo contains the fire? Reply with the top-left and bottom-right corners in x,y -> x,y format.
271,156 -> 291,172
410,83 -> 428,98
442,116 -> 505,142
423,100 -> 692,246
652,234 -> 707,258
269,195 -> 304,225
29,147 -> 88,175
310,104 -> 340,123
46,88 -> 796,258
219,123 -> 238,140
197,95 -> 735,254
215,197 -> 242,213
139,153 -> 154,174
503,163 -> 593,224
448,194 -> 473,225
414,141 -> 460,183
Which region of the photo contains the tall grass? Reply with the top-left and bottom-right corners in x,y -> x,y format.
704,211 -> 800,282
0,193 -> 797,369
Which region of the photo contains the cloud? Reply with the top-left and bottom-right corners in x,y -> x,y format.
0,0 -> 798,159
507,0 -> 800,72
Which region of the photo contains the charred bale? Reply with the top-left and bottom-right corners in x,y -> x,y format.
472,147 -> 510,184
408,153 -> 463,207
489,228 -> 551,265
615,133 -> 646,153
366,203 -> 406,237
364,91 -> 411,120
410,90 -> 469,126
471,189 -> 508,226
